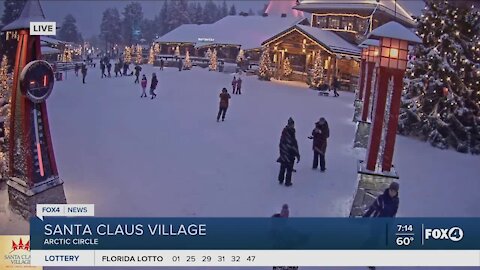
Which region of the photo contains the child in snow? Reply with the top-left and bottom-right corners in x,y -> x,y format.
141,75 -> 148,98
231,76 -> 237,94
150,73 -> 158,99
134,65 -> 142,83
217,88 -> 231,122
107,62 -> 112,77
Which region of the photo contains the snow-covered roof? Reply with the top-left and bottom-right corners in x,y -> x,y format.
156,15 -> 306,50
367,21 -> 421,43
40,36 -> 68,46
41,46 -> 61,55
263,24 -> 361,57
359,38 -> 380,47
295,0 -> 415,25
2,0 -> 48,31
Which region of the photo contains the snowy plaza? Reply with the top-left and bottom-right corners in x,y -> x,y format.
1,64 -> 479,234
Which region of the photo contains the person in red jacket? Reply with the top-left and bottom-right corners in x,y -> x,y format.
217,88 -> 231,122
308,117 -> 329,171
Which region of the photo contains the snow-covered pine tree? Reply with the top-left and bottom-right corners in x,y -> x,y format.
148,46 -> 154,64
307,52 -> 324,89
282,57 -> 293,80
209,49 -> 218,71
236,49 -> 244,63
400,0 -> 480,154
0,55 -> 12,176
136,45 -> 143,64
258,48 -> 272,81
183,50 -> 192,70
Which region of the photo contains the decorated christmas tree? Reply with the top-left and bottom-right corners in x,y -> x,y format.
258,48 -> 272,81
124,46 -> 132,63
282,57 -> 293,80
236,49 -> 244,63
136,45 -> 143,64
148,46 -> 155,64
209,49 -> 217,71
183,50 -> 192,70
154,43 -> 160,55
399,0 -> 480,154
0,55 -> 12,176
307,52 -> 324,89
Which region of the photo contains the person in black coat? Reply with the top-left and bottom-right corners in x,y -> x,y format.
277,118 -> 300,187
81,63 -> 87,84
123,62 -> 129,76
308,117 -> 329,171
150,73 -> 158,99
100,61 -> 106,78
332,76 -> 340,97
160,59 -> 164,71
106,62 -> 112,77
363,182 -> 400,218
178,59 -> 183,71
134,65 -> 142,83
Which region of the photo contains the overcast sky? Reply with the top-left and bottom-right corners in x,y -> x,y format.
0,0 -> 426,38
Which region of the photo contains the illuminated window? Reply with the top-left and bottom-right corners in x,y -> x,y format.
379,38 -> 408,70
341,17 -> 354,31
329,17 -> 341,29
316,16 -> 328,28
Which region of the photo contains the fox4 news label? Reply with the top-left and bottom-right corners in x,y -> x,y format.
28,217 -> 480,267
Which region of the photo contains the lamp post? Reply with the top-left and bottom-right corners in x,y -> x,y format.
353,39 -> 379,148
350,22 -> 420,217
361,39 -> 380,122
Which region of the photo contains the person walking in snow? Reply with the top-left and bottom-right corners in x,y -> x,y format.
150,73 -> 158,99
106,62 -> 112,77
216,88 -> 231,122
74,63 -> 80,77
160,59 -> 164,71
140,74 -> 148,98
277,118 -> 300,187
236,77 -> 243,95
332,76 -> 340,97
81,62 -> 88,84
231,76 -> 237,94
100,61 -> 106,78
178,58 -> 183,71
363,182 -> 400,218
134,64 -> 142,83
308,117 -> 329,172
123,62 -> 129,76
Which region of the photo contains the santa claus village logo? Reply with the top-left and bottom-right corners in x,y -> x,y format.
4,237 -> 31,265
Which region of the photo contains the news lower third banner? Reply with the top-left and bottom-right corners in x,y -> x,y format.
28,218 -> 480,267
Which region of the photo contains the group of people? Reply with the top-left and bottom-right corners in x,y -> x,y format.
231,76 -> 243,95
276,117 -> 330,187
215,75 -> 245,122
74,62 -> 88,84
140,73 -> 159,99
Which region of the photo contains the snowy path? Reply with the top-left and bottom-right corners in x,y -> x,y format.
1,64 -> 479,229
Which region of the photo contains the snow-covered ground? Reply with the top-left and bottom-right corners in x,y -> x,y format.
0,64 -> 479,270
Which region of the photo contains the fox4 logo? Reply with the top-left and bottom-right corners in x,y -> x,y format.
424,227 -> 464,242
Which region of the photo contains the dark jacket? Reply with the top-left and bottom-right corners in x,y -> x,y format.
311,121 -> 329,154
363,188 -> 399,218
81,64 -> 87,74
150,76 -> 158,89
236,78 -> 242,88
219,92 -> 231,108
134,65 -> 142,75
277,126 -> 300,164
